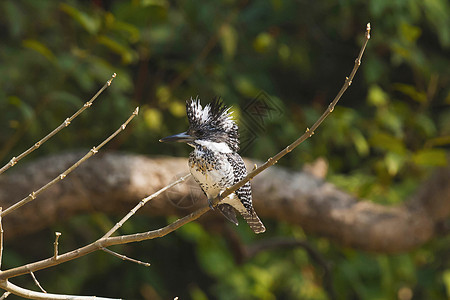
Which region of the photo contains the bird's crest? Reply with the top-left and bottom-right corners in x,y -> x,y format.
186,97 -> 239,151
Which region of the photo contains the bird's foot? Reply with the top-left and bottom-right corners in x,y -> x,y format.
208,198 -> 215,210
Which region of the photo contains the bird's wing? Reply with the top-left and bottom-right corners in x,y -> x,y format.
226,152 -> 266,234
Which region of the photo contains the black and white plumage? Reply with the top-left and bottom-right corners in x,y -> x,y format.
160,97 -> 266,234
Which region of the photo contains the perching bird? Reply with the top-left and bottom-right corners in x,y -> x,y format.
160,97 -> 266,234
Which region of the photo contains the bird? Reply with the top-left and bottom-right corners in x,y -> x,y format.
160,97 -> 266,234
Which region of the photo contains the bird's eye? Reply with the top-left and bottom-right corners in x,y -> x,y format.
196,129 -> 204,136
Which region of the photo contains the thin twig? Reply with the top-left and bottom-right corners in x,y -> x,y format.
102,173 -> 191,239
103,23 -> 371,244
0,174 -> 193,279
53,232 -> 61,260
1,107 -> 139,217
212,23 -> 371,207
30,271 -> 47,293
0,24 -> 371,281
0,291 -> 10,300
0,74 -> 117,176
101,248 -> 151,267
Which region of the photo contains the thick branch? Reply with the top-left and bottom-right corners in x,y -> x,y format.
0,152 -> 448,253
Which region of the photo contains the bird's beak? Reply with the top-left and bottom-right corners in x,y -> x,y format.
159,131 -> 194,143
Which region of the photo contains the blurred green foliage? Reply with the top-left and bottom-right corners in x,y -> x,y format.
0,0 -> 449,299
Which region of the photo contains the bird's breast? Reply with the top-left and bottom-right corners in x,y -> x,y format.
189,149 -> 234,199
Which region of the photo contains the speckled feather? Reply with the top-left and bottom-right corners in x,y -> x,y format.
186,98 -> 266,234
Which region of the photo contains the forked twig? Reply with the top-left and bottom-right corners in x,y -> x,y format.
1,107 -> 140,217
0,24 -> 371,288
101,248 -> 151,267
0,74 -> 117,176
30,271 -> 47,293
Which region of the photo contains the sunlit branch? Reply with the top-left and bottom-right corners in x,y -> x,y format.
30,271 -> 47,294
53,232 -> 61,260
0,74 -> 116,176
1,107 -> 139,217
102,173 -> 191,239
0,24 -> 371,285
101,248 -> 151,267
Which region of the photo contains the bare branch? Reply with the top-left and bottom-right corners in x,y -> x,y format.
1,106 -> 139,217
0,291 -> 10,300
2,153 -> 448,254
101,248 -> 151,267
213,23 -> 371,207
105,22 -> 371,248
0,175 -> 207,279
30,271 -> 47,294
0,24 -> 371,284
0,73 -> 117,176
102,173 -> 191,239
53,232 -> 61,260
100,23 -> 372,247
0,280 -> 120,300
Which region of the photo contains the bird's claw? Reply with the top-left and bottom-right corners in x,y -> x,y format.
208,199 -> 215,210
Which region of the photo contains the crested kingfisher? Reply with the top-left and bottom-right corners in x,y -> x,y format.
160,98 -> 266,234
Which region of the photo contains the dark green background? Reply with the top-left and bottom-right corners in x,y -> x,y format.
0,0 -> 449,299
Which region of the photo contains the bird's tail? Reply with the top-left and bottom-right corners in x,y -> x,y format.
240,207 -> 266,234
218,204 -> 266,234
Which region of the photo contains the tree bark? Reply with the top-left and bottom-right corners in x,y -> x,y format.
0,151 -> 448,253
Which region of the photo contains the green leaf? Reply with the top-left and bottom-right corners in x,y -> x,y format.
393,83 -> 427,103
220,23 -> 238,60
412,149 -> 447,166
443,270 -> 450,298
22,39 -> 55,62
425,136 -> 450,147
111,19 -> 141,43
143,107 -> 162,131
385,152 -> 406,176
169,101 -> 186,117
141,0 -> 169,7
233,76 -> 259,97
253,32 -> 274,53
60,3 -> 100,35
278,43 -> 291,61
97,35 -> 136,64
422,0 -> 450,47
350,129 -> 370,156
400,22 -> 422,43
367,85 -> 389,107
415,114 -> 437,136
370,132 -> 406,154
